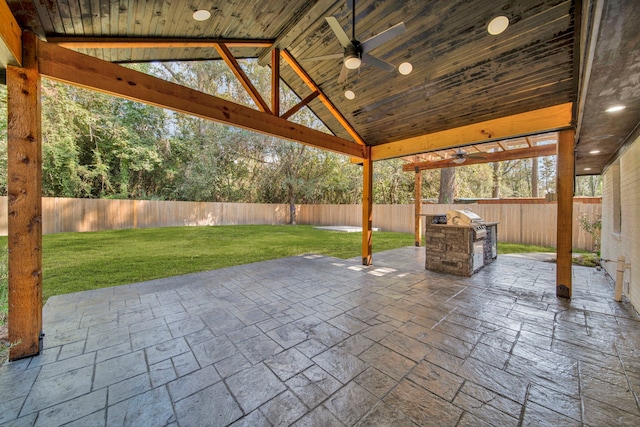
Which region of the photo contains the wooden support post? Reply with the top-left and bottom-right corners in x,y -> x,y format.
271,48 -> 280,116
414,169 -> 422,246
7,31 -> 43,360
556,129 -> 575,298
362,147 -> 373,265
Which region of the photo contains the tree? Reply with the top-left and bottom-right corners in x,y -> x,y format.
438,168 -> 456,203
492,163 -> 501,198
531,156 -> 539,197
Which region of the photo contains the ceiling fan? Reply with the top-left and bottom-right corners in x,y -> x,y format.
303,0 -> 409,84
450,148 -> 487,164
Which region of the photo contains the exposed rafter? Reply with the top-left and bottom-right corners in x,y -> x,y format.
281,49 -> 365,145
214,43 -> 272,114
281,90 -> 320,120
402,143 -> 557,171
37,41 -> 365,159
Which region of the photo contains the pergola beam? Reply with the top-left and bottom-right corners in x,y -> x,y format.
372,103 -> 573,161
402,143 -> 557,171
37,41 -> 365,159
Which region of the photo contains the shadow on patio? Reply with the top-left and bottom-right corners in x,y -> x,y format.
1,247 -> 639,426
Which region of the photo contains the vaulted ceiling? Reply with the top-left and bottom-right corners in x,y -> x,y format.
3,0 -> 640,175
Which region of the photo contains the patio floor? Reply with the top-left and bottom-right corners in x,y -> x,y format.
2,247 -> 640,426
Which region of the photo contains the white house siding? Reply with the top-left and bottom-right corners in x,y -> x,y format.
601,134 -> 640,311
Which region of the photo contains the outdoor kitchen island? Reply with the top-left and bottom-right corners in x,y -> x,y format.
424,210 -> 498,276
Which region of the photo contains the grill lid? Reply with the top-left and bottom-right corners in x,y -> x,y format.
446,209 -> 483,225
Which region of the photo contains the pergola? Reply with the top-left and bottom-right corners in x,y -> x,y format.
1,0 -> 638,361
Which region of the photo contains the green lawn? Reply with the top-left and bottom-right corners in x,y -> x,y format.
0,226 -> 598,324
0,225 -> 413,304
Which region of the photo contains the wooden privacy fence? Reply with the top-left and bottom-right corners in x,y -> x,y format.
0,197 -> 601,250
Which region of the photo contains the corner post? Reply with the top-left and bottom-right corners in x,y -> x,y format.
7,31 -> 43,360
556,129 -> 575,298
362,147 -> 373,265
414,168 -> 422,246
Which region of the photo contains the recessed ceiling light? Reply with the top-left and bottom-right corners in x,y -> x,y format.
606,105 -> 625,113
487,16 -> 509,35
584,168 -> 592,171
398,62 -> 413,75
193,9 -> 211,21
344,90 -> 355,100
589,150 -> 601,154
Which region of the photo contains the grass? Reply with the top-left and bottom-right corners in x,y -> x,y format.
0,225 -> 413,305
0,229 -> 601,332
497,242 -> 600,267
497,242 -> 556,254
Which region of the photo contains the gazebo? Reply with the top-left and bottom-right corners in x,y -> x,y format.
1,0 -> 639,364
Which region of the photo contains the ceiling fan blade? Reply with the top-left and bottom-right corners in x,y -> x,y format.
300,53 -> 344,62
337,64 -> 349,84
362,53 -> 395,72
361,22 -> 407,53
325,16 -> 353,49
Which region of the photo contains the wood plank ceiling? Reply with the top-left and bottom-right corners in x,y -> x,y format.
4,0 -> 639,175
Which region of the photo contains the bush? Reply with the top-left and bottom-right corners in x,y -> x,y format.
578,213 -> 601,254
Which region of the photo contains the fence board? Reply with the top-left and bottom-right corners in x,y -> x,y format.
0,197 -> 601,250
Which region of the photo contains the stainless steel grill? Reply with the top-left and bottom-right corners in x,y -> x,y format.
446,209 -> 487,239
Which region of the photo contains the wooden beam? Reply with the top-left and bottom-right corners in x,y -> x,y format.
7,31 -> 42,360
402,143 -> 557,171
372,103 -> 573,161
0,0 -> 22,67
271,48 -> 280,116
280,49 -> 366,146
37,41 -> 365,159
414,169 -> 422,247
556,129 -> 575,298
214,43 -> 271,114
46,37 -> 274,49
281,90 -> 320,120
362,147 -> 373,265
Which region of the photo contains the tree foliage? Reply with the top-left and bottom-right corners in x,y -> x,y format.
0,61 -> 600,206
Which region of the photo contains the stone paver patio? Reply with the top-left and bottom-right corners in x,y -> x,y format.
2,246 -> 640,426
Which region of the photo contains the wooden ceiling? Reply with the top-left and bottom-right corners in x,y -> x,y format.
4,0 -> 640,175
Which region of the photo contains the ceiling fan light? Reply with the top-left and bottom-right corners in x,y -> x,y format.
344,90 -> 355,100
192,9 -> 211,21
452,158 -> 466,164
487,15 -> 509,35
398,62 -> 413,75
344,55 -> 362,70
